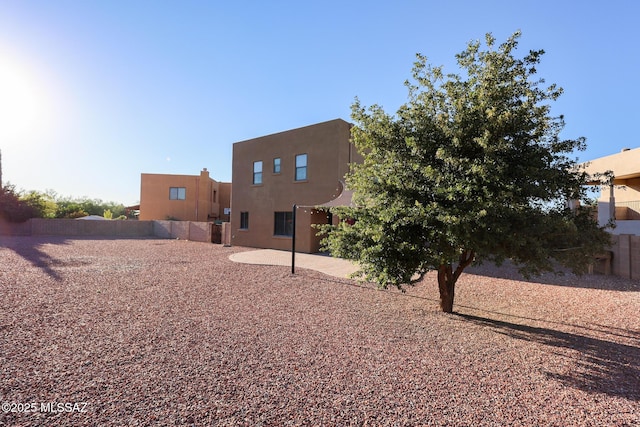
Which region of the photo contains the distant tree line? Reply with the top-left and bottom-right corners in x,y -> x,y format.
0,184 -> 134,222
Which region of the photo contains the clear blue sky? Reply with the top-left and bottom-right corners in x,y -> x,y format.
1,1 -> 638,205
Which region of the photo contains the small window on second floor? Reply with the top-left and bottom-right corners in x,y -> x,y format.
169,187 -> 186,200
253,161 -> 263,184
295,154 -> 307,181
273,157 -> 281,174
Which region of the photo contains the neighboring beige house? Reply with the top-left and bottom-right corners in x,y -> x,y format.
583,147 -> 640,279
231,119 -> 361,253
139,168 -> 231,222
583,147 -> 640,235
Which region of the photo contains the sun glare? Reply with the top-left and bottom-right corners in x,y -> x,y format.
0,54 -> 55,146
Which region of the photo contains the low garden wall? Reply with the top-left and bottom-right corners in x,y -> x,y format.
0,218 -> 222,244
29,218 -> 153,237
152,220 -> 214,242
3,218 -> 637,279
608,234 -> 640,280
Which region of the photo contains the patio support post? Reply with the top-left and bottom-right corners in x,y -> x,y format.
609,183 -> 616,222
291,204 -> 297,274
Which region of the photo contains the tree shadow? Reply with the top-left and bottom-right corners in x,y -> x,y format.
466,260 -> 640,291
263,266 -> 640,400
0,236 -> 70,281
454,312 -> 640,401
296,267 -> 639,400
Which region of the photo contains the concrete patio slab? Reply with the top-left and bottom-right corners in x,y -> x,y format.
229,249 -> 359,279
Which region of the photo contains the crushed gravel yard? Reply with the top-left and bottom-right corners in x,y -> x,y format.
1,236 -> 638,426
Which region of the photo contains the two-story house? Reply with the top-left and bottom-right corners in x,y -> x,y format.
583,147 -> 640,235
231,119 -> 361,253
139,168 -> 231,222
583,147 -> 640,279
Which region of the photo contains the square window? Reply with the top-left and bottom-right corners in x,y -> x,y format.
240,212 -> 249,229
273,157 -> 281,174
169,187 -> 186,200
253,161 -> 263,184
295,154 -> 307,181
274,211 -> 293,236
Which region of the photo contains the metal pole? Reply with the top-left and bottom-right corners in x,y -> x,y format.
291,204 -> 297,274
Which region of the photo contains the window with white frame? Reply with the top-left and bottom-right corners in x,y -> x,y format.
169,187 -> 186,200
273,157 -> 281,174
295,154 -> 307,181
253,161 -> 263,184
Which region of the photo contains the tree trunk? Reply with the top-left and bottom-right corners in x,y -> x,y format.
437,250 -> 475,313
437,265 -> 455,313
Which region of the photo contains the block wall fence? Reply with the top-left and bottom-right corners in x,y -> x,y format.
0,218 -> 226,244
608,234 -> 640,280
1,218 -> 638,279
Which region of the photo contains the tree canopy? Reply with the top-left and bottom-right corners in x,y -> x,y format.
0,184 -> 40,222
320,32 -> 610,313
0,186 -> 131,221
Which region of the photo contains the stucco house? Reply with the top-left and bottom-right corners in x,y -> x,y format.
231,119 -> 362,253
583,147 -> 640,235
583,147 -> 640,279
139,168 -> 231,222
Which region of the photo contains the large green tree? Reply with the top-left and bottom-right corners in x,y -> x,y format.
320,32 -> 610,313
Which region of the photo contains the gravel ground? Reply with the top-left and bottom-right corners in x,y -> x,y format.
0,236 -> 638,426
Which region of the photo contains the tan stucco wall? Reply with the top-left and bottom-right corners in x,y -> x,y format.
584,147 -> 640,201
218,182 -> 232,222
140,169 -> 230,222
231,119 -> 360,253
584,147 -> 640,183
583,148 -> 640,232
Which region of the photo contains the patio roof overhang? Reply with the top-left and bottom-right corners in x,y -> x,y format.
582,147 -> 640,185
316,180 -> 355,209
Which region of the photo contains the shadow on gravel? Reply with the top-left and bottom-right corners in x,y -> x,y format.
0,236 -> 70,281
298,269 -> 640,400
466,261 -> 640,292
454,313 -> 640,401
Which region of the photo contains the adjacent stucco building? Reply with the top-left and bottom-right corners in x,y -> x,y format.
231,119 -> 361,253
139,168 -> 231,222
583,148 -> 640,279
583,147 -> 640,235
